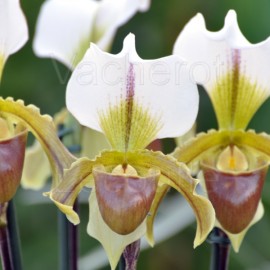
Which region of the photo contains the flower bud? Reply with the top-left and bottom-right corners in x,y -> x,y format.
93,165 -> 159,235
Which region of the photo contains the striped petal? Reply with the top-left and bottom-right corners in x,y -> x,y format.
0,0 -> 28,78
67,33 -> 198,152
173,10 -> 270,130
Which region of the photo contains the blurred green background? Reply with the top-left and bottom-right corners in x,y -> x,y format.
2,0 -> 270,269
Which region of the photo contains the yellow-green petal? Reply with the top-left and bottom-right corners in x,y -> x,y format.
0,97 -> 75,187
81,127 -> 111,159
231,129 -> 270,160
172,129 -> 232,174
146,183 -> 170,246
21,140 -> 51,190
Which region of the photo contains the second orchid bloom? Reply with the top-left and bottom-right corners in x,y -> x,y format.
48,34 -> 215,269
174,10 -> 270,251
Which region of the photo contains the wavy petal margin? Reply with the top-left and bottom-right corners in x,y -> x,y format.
49,149 -> 215,247
172,129 -> 232,174
173,129 -> 270,166
0,97 -> 75,187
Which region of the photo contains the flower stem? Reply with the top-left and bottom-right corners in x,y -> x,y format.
7,200 -> 23,270
208,228 -> 231,270
58,199 -> 78,270
57,124 -> 79,270
119,254 -> 126,270
119,240 -> 141,270
0,225 -> 13,270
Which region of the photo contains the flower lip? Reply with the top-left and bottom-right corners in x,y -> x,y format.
201,146 -> 269,234
202,161 -> 268,234
0,125 -> 28,203
93,164 -> 159,235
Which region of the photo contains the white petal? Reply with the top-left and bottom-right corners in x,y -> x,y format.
0,0 -> 28,60
173,10 -> 270,129
33,0 -> 99,69
67,33 -> 198,150
95,0 -> 151,50
87,189 -> 146,270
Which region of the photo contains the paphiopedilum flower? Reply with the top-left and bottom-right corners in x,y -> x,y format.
47,33 -> 215,269
23,0 -> 148,189
173,10 -> 270,251
0,0 -> 28,80
33,0 -> 151,69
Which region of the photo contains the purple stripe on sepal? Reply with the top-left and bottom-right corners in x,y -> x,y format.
125,64 -> 135,151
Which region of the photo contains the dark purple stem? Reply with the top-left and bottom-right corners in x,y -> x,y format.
58,199 -> 78,270
208,228 -> 231,270
57,124 -> 80,270
68,199 -> 78,270
0,225 -> 14,270
120,239 -> 141,270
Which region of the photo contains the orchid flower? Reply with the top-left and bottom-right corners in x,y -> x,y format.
46,33 -> 215,269
173,10 -> 270,251
23,0 -> 150,190
33,0 -> 151,69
